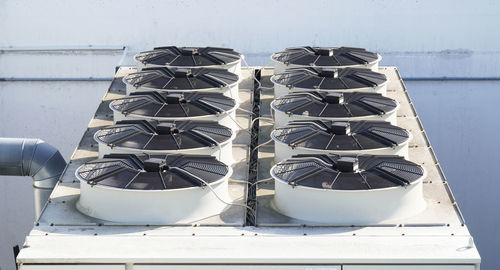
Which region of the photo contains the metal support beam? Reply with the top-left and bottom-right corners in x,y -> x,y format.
403,77 -> 500,81
0,45 -> 125,53
0,77 -> 113,82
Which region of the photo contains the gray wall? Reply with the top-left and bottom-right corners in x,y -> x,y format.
0,81 -> 110,270
406,80 -> 500,270
0,1 -> 499,269
1,0 -> 499,52
0,51 -> 121,270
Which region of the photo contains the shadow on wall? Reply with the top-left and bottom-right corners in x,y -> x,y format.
407,80 -> 500,270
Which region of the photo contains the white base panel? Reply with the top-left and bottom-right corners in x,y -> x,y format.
17,230 -> 479,266
20,265 -> 477,270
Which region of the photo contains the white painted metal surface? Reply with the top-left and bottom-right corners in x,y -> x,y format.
20,265 -> 125,270
76,168 -> 232,224
271,100 -> 399,127
272,131 -> 410,162
14,67 -> 480,269
272,77 -> 387,99
343,266 -> 475,270
17,231 -> 479,265
134,266 -> 341,270
21,265 -> 473,270
271,165 -> 426,224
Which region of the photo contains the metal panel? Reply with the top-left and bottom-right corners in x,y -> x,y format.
16,67 -> 480,267
135,266 -> 341,270
20,265 -> 125,270
17,234 -> 479,265
344,265 -> 475,270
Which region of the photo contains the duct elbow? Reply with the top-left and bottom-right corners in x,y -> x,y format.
0,138 -> 67,217
29,139 -> 67,184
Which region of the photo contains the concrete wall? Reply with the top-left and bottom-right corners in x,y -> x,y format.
0,0 -> 499,269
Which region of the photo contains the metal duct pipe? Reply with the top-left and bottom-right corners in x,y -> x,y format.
0,138 -> 67,218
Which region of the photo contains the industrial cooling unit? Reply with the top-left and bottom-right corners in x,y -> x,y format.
14,46 -> 481,270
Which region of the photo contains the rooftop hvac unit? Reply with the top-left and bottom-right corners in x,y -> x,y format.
271,120 -> 411,162
109,91 -> 239,131
94,120 -> 234,165
271,91 -> 399,127
15,60 -> 480,269
272,67 -> 388,98
270,154 -> 426,224
123,67 -> 240,102
75,154 -> 231,223
134,46 -> 242,76
271,46 -> 382,74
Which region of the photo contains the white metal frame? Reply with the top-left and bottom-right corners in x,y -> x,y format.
16,67 -> 480,270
